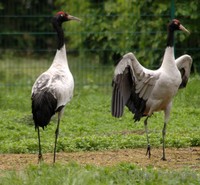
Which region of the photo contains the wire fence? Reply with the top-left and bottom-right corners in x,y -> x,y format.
0,1 -> 199,92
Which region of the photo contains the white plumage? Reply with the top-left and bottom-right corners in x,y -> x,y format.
32,45 -> 74,111
111,19 -> 192,160
31,11 -> 80,163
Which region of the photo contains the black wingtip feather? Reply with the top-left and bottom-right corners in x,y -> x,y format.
179,68 -> 188,89
111,84 -> 123,118
111,65 -> 148,122
32,91 -> 57,129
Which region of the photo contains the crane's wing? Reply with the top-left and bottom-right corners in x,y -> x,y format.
175,54 -> 192,89
31,73 -> 51,96
111,52 -> 160,121
32,71 -> 74,111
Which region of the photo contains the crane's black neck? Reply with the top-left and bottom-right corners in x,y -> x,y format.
166,27 -> 175,47
52,20 -> 65,50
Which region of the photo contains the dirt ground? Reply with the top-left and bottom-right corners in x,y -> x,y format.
1,147 -> 200,171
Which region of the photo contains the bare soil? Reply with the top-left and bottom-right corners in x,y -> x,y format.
1,147 -> 200,171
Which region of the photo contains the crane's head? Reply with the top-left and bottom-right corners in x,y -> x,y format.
53,11 -> 81,25
169,19 -> 190,34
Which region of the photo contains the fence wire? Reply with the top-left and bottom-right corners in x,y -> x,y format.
0,2 -> 199,92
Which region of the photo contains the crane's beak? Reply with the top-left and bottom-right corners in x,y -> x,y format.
179,24 -> 190,34
67,14 -> 81,22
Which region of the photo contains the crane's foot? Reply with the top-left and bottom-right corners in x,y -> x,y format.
161,156 -> 167,161
38,154 -> 43,163
146,144 -> 151,158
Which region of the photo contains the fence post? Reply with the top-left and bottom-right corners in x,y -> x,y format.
171,0 -> 175,54
171,0 -> 175,20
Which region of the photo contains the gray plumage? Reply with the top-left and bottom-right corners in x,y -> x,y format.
31,11 -> 80,163
111,19 -> 192,160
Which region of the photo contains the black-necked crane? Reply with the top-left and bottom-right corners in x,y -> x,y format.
31,11 -> 80,163
111,19 -> 192,160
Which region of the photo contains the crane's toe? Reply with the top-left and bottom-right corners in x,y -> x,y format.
161,156 -> 167,161
38,154 -> 43,163
146,144 -> 151,158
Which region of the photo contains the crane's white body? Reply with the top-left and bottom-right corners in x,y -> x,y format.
144,47 -> 181,119
31,11 -> 80,163
32,44 -> 74,112
113,47 -> 192,121
112,19 -> 192,160
112,45 -> 192,160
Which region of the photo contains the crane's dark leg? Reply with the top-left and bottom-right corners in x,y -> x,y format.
37,126 -> 43,163
53,112 -> 61,163
161,121 -> 167,161
161,102 -> 171,161
144,116 -> 151,158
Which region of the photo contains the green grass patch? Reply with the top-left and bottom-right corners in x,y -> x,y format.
1,163 -> 200,185
0,75 -> 199,154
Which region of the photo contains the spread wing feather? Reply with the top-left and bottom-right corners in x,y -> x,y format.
175,54 -> 192,89
112,52 -> 160,121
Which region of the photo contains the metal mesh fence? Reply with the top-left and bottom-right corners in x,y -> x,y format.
0,1 -> 198,92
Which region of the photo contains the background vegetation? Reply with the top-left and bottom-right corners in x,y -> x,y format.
0,1 -> 199,70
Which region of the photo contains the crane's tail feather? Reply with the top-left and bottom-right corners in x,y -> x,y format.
32,91 -> 57,129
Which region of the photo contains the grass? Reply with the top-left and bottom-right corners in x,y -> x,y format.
0,77 -> 199,154
0,56 -> 200,184
1,163 -> 200,185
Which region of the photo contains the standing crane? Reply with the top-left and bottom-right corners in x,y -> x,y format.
111,19 -> 192,160
31,11 -> 80,163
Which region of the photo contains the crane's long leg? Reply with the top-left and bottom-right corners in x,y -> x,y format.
144,116 -> 151,158
53,112 -> 61,163
162,121 -> 167,161
37,127 -> 43,163
162,102 -> 171,161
